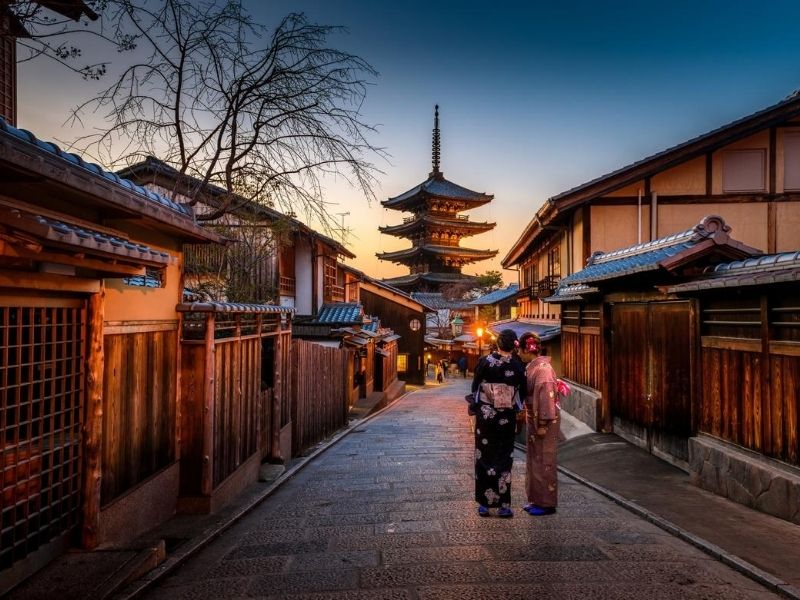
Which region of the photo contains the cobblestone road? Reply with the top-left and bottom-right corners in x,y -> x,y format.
142,379 -> 779,599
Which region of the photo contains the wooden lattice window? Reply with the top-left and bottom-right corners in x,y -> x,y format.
701,296 -> 761,339
0,17 -> 16,125
1,302 -> 86,570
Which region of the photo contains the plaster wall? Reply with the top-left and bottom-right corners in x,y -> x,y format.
657,203 -> 768,251
294,238 -> 313,315
651,156 -> 706,195
777,202 -> 800,251
104,256 -> 183,322
590,205 -> 651,253
571,212 -> 584,274
606,181 -> 645,197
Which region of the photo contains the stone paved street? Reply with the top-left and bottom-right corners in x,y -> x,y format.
141,380 -> 780,600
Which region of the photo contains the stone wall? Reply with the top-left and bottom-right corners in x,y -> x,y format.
689,434 -> 800,525
560,379 -> 601,431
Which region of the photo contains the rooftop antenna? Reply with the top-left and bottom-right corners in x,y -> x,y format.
336,211 -> 350,244
430,104 -> 442,178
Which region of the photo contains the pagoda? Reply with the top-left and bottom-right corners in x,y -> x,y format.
377,106 -> 497,292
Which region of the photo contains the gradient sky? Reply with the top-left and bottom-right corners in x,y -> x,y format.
17,0 -> 800,282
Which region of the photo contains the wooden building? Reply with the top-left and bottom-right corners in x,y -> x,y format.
503,92 -> 800,324
344,268 -> 429,386
118,156 -> 356,312
0,117 -> 221,588
547,216 -> 800,523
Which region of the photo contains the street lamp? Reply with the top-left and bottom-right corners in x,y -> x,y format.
450,316 -> 464,337
476,326 -> 484,357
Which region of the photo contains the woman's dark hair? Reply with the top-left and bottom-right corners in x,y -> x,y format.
496,329 -> 517,352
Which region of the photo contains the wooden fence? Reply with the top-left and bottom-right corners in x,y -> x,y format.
291,339 -> 351,455
700,293 -> 800,465
101,327 -> 177,504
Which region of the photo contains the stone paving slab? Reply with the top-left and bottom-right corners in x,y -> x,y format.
136,379 -> 782,600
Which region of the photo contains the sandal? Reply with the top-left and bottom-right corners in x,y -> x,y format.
497,507 -> 514,518
477,505 -> 490,517
524,504 -> 556,516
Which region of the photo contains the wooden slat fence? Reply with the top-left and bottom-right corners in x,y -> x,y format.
291,339 -> 350,455
700,293 -> 800,466
101,329 -> 177,504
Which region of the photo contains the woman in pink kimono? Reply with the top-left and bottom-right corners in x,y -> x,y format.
518,332 -> 559,516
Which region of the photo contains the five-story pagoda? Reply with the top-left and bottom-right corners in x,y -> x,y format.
378,106 -> 497,292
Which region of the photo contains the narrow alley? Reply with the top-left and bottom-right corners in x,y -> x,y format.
136,380 -> 779,600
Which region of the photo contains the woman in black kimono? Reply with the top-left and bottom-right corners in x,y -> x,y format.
468,329 -> 526,517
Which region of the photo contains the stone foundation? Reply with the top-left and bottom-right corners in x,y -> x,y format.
560,379 -> 601,431
689,434 -> 800,525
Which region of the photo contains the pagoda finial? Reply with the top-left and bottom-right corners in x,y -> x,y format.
430,104 -> 442,177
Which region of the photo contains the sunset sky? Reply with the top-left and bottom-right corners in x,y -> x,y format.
17,0 -> 800,283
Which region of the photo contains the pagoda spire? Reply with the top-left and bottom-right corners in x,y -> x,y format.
430,104 -> 442,178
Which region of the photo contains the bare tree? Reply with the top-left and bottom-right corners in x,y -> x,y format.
5,0 -> 109,80
70,0 -> 384,227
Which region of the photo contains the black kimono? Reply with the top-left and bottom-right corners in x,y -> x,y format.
470,351 -> 526,509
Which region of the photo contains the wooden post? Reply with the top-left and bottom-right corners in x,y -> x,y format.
201,312 -> 215,495
81,284 -> 105,549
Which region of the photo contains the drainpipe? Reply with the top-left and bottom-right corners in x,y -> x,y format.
650,191 -> 658,241
637,188 -> 643,244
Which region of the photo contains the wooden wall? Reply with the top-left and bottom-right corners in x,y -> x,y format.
560,303 -> 602,390
101,329 -> 177,504
359,288 -> 425,385
700,289 -> 800,465
291,339 -> 350,455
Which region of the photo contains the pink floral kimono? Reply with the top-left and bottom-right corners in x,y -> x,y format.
524,356 -> 560,508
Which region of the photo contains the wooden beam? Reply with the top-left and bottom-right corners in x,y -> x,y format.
706,153 -> 713,195
81,285 -> 105,549
767,202 -> 777,254
1,244 -> 147,276
0,269 -> 100,293
769,127 -> 777,195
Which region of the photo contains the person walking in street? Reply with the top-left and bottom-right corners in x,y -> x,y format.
467,329 -> 526,518
458,355 -> 468,378
518,331 -> 560,516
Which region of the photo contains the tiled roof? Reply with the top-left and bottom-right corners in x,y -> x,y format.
377,245 -> 498,262
0,118 -> 191,217
668,251 -> 800,293
488,319 -> 561,342
546,283 -> 600,304
382,272 -> 478,288
470,284 -> 520,305
314,303 -> 364,325
556,216 -> 731,288
410,293 -> 474,311
383,175 -> 493,209
176,302 -> 294,314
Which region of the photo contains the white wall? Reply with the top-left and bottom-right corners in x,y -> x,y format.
295,238 -> 313,315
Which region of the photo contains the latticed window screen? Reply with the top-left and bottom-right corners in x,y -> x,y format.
0,17 -> 16,125
1,303 -> 85,570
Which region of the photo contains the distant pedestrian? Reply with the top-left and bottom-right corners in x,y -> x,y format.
518,331 -> 560,516
467,329 -> 526,518
436,364 -> 444,383
457,355 -> 468,378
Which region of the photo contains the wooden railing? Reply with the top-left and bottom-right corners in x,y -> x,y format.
325,284 -> 345,303
537,275 -> 560,297
279,275 -> 295,296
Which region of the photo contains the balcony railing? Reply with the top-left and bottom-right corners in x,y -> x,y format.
537,275 -> 561,298
279,276 -> 296,296
325,284 -> 345,303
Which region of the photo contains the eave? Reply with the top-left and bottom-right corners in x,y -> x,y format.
379,215 -> 495,238
376,244 -> 498,263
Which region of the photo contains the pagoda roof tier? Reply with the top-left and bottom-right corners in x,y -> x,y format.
379,214 -> 495,238
382,173 -> 493,211
376,244 -> 498,264
382,272 -> 478,289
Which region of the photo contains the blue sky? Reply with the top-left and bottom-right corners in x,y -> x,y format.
18,0 -> 800,281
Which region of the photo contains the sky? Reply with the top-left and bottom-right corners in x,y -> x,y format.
17,0 -> 800,283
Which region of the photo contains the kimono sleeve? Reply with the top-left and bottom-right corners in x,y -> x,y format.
535,365 -> 558,421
